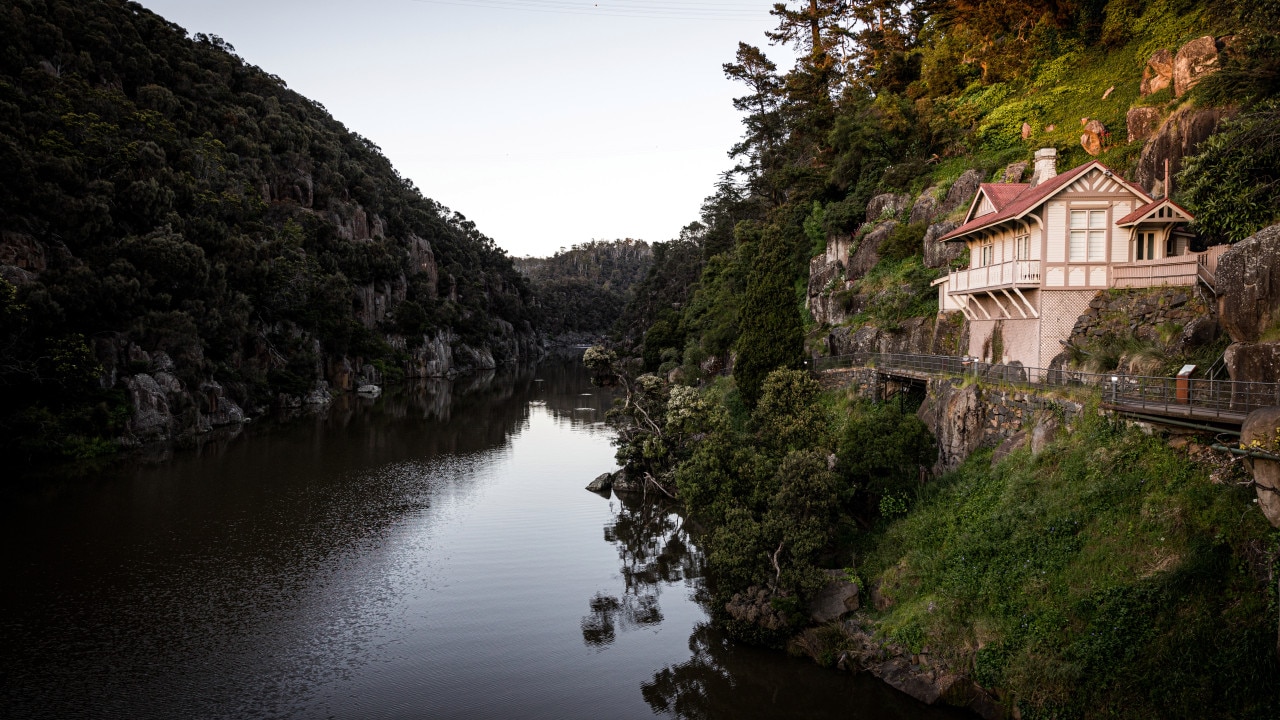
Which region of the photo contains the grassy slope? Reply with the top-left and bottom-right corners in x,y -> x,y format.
856,407 -> 1280,719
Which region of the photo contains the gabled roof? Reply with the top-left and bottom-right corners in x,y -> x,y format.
1115,197 -> 1195,226
963,183 -> 1030,224
940,161 -> 1153,242
983,183 -> 1030,211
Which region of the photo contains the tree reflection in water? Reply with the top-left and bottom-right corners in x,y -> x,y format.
588,488 -> 967,719
581,491 -> 702,648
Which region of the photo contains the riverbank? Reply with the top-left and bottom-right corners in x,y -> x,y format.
595,358 -> 1280,718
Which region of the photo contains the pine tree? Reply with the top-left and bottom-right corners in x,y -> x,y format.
732,225 -> 805,407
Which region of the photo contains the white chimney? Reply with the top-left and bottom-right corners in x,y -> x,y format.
1030,148 -> 1058,187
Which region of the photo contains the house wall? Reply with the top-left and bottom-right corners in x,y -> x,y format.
968,317 -> 1041,367
1038,290 -> 1095,366
1041,170 -> 1148,289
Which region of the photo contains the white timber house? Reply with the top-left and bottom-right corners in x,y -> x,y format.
934,148 -> 1226,368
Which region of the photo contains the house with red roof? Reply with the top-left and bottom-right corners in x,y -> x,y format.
933,148 -> 1224,369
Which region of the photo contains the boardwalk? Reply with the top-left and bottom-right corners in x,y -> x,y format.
817,352 -> 1280,427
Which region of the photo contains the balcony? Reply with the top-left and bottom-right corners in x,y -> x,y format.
948,260 -> 1041,294
1111,245 -> 1227,291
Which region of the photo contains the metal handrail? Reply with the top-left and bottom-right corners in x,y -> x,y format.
815,351 -> 1280,421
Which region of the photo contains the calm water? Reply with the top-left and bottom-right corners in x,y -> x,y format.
0,358 -> 966,719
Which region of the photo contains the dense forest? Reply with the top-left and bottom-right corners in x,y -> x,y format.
595,0 -> 1280,717
0,0 -> 541,460
513,239 -> 652,342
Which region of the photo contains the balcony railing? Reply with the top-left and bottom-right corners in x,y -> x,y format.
1111,245 -> 1227,291
948,260 -> 1040,294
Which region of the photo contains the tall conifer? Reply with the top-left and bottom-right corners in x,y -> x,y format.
732,225 -> 805,407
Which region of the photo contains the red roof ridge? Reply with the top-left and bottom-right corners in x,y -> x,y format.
939,161 -> 1149,242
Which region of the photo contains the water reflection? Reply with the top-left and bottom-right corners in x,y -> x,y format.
582,494 -> 701,648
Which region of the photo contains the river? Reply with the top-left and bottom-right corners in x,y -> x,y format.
0,357 -> 967,719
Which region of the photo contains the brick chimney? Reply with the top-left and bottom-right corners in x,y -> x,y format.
1030,148 -> 1058,187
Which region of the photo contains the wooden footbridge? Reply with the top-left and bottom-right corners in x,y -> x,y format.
815,352 -> 1280,428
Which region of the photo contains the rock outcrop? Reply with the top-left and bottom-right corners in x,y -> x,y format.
1140,49 -> 1174,96
832,620 -> 1004,719
865,193 -> 910,221
848,221 -> 895,279
1135,106 -> 1226,194
1174,36 -> 1221,97
1224,342 -> 1280,388
1240,407 -> 1280,528
923,220 -> 962,269
1217,224 -> 1280,343
1127,106 -> 1161,143
942,170 -> 983,216
807,570 -> 860,623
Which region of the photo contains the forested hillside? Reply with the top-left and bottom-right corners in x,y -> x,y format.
0,0 -> 540,459
619,0 -> 1279,401
513,239 -> 651,342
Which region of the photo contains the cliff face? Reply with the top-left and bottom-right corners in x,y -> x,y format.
0,0 -> 539,457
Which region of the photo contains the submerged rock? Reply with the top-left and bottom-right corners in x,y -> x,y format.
586,472 -> 613,493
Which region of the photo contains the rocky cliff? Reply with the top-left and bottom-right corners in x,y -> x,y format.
0,1 -> 540,458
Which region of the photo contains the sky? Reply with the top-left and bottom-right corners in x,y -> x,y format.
133,0 -> 795,258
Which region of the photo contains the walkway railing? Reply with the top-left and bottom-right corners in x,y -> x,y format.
815,351 -> 1280,423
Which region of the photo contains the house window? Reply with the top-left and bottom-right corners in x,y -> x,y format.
1135,231 -> 1155,260
1014,233 -> 1031,260
979,236 -> 994,266
1070,209 -> 1107,262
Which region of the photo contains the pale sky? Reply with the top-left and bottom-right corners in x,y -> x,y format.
134,0 -> 793,258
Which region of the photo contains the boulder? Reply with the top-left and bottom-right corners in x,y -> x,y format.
199,380 -> 245,427
1031,412 -> 1060,454
1140,49 -> 1174,96
586,472 -> 613,493
1135,106 -> 1226,193
1002,161 -> 1028,183
1225,342 -> 1280,386
122,373 -> 174,442
1174,36 -> 1220,97
356,384 -> 381,396
1176,315 -> 1221,354
303,380 -> 333,406
991,430 -> 1028,465
923,220 -> 962,268
1126,106 -> 1161,143
940,169 -> 983,217
808,569 -> 861,623
725,586 -> 789,631
909,190 -> 940,225
1080,119 -> 1107,156
1021,122 -> 1032,140
1240,407 -> 1280,528
848,221 -> 896,279
1217,224 -> 1280,342
610,468 -> 642,493
866,193 -> 910,221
